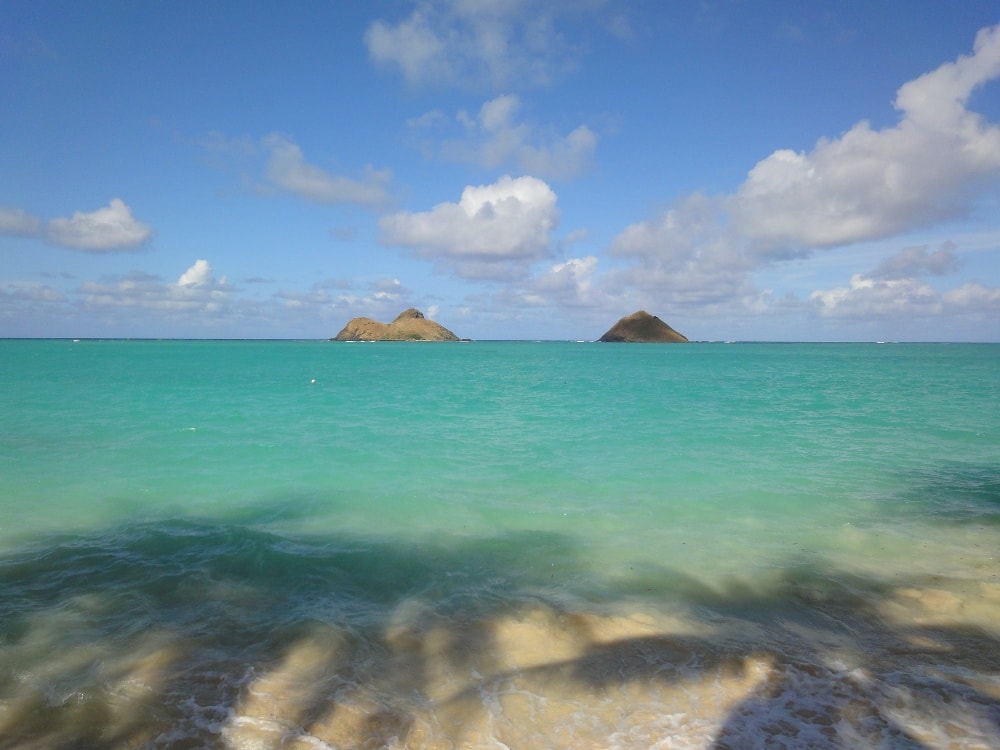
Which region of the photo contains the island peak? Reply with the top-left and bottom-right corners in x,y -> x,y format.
332,309 -> 459,341
392,308 -> 425,322
598,311 -> 689,343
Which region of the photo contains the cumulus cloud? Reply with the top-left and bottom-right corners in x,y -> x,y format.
44,199 -> 153,252
1,200 -> 153,252
177,259 -> 215,287
604,24 -> 1000,321
427,94 -> 595,179
379,175 -> 558,280
80,260 -> 232,313
608,194 -> 763,311
0,207 -> 43,237
518,255 -> 601,307
730,23 -> 1000,256
262,134 -> 392,208
364,0 -> 587,90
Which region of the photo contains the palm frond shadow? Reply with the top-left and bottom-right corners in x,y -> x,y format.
0,520 -> 998,749
431,563 -> 1000,748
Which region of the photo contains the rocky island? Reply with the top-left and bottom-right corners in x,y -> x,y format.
598,310 -> 689,343
331,308 -> 460,341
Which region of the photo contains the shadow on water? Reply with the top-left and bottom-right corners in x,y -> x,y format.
0,511 -> 998,748
897,463 -> 1000,524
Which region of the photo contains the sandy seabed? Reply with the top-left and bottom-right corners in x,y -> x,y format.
2,572 -> 999,750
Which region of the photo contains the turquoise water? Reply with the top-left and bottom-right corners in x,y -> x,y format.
1,340 -> 998,748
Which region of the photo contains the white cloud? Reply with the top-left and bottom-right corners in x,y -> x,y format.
608,194 -> 763,311
46,199 -> 153,252
0,262 -> 430,338
810,244 -> 999,321
432,94 -> 596,179
364,0 -> 585,90
365,6 -> 451,86
379,175 -> 559,280
80,260 -> 232,313
262,134 -> 393,208
177,259 -> 215,287
810,275 -> 941,319
603,24 -> 1000,322
519,255 -> 600,307
0,207 -> 43,237
942,283 -> 1000,311
730,23 -> 1000,256
278,277 -> 408,308
519,124 -> 596,180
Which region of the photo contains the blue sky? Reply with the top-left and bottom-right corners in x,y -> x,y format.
2,1 -> 999,341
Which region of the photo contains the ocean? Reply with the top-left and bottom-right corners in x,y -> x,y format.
1,339 -> 998,749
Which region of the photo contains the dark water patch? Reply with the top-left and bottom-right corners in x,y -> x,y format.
0,520 -> 582,641
884,462 -> 1000,524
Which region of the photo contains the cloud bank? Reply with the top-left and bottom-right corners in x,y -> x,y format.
593,23 -> 1000,325
810,242 -> 999,320
80,259 -> 232,313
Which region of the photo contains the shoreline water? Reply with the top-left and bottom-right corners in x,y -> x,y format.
2,518 -> 998,748
1,340 -> 997,747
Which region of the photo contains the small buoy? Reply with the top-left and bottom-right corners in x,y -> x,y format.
310,378 -> 316,384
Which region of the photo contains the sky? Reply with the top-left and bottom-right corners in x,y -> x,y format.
2,0 -> 999,341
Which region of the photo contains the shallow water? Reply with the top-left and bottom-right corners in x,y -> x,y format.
1,340 -> 998,748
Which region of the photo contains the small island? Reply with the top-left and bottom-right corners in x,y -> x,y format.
598,310 -> 689,343
331,308 -> 460,341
